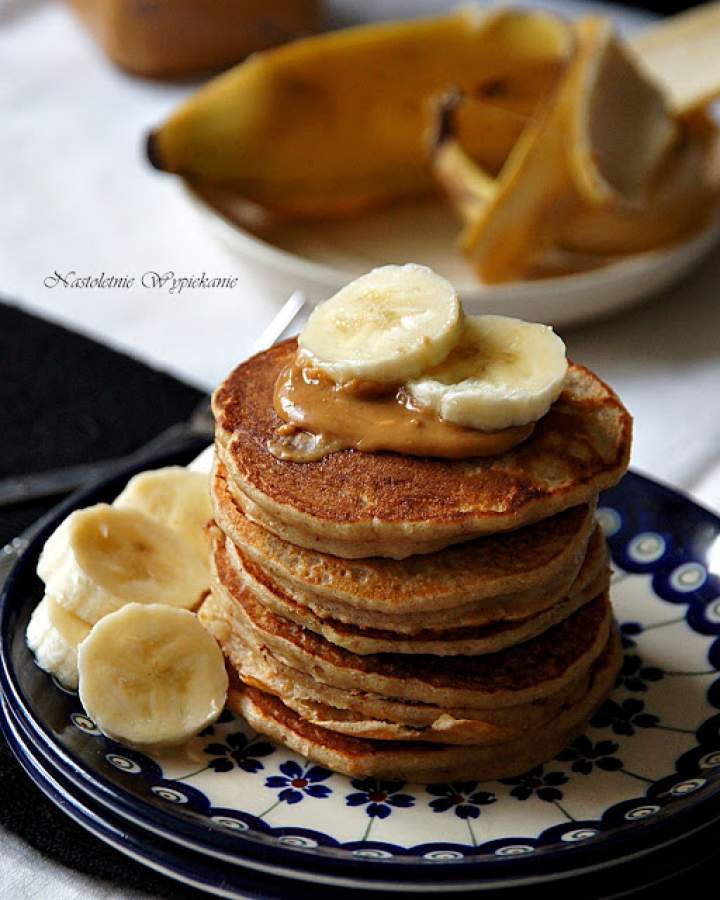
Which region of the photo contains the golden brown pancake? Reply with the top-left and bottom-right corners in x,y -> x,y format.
212,460 -> 597,617
224,526 -> 609,654
210,619 -> 597,745
208,533 -> 613,708
213,340 -> 631,558
199,600 -> 594,739
228,629 -> 621,780
236,662 -> 593,745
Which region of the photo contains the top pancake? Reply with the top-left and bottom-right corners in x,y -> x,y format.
214,340 -> 631,559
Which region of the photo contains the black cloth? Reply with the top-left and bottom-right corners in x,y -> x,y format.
0,304 -> 206,547
1,302 -> 719,898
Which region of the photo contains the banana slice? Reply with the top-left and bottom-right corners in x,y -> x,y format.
298,264 -> 462,384
26,595 -> 91,689
407,315 -> 567,431
114,466 -> 211,563
37,504 -> 209,625
77,603 -> 228,748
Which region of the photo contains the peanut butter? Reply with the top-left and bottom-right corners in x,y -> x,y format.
269,362 -> 534,462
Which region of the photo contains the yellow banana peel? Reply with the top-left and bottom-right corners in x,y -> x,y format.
148,7 -> 573,217
430,17 -> 720,283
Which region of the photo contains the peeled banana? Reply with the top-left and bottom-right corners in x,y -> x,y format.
37,504 -> 209,625
26,595 -> 91,689
148,7 -> 573,216
78,603 -> 228,748
298,266 -> 566,430
298,264 -> 462,384
407,315 -> 567,431
28,462 -> 230,748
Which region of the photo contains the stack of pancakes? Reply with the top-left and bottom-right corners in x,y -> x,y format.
200,340 -> 632,782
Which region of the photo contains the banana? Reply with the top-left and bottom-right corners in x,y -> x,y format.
77,603 -> 228,748
406,315 -> 567,431
430,87 -> 718,277
114,466 -> 211,564
298,264 -> 463,384
37,504 -> 209,625
147,8 -> 573,216
26,595 -> 91,689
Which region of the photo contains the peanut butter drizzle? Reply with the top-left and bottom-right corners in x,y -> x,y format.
268,362 -> 534,462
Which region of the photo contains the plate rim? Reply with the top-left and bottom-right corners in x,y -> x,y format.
0,695 -> 281,900
7,694 -> 720,899
184,182 -> 720,303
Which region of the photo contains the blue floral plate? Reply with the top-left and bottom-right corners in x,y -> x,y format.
2,453 -> 720,892
6,691 -> 720,900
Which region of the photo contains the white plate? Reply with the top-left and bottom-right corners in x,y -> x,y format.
184,184 -> 720,328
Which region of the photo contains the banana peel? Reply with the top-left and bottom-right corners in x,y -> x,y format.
560,109 -> 720,256
431,17 -> 720,283
450,24 -> 582,285
429,90 -> 507,222
632,0 -> 720,114
569,18 -> 677,208
147,7 -> 573,217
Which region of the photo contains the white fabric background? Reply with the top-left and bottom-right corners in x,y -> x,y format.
1,0 -> 719,897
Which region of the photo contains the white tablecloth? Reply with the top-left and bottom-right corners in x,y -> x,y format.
2,0 -> 719,897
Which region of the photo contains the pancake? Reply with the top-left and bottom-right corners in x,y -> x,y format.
212,460 -> 597,618
228,629 -> 622,780
224,526 -> 609,655
213,340 -> 631,559
208,534 -> 613,708
208,616 -> 597,745
238,664 -> 593,745
199,600 -> 594,738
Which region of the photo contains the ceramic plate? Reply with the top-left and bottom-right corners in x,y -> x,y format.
5,695 -> 720,900
2,454 -> 720,892
0,695 -> 343,900
186,184 -> 720,329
